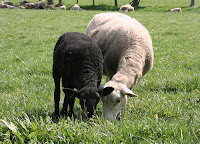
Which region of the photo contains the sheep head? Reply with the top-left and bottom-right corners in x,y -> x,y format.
101,81 -> 138,120
63,87 -> 113,118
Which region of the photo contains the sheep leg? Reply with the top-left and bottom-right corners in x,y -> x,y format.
68,96 -> 75,117
61,90 -> 75,117
60,95 -> 69,116
53,71 -> 61,118
60,84 -> 72,116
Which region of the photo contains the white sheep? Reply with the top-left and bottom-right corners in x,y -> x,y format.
170,8 -> 182,13
86,12 -> 154,120
119,4 -> 134,12
59,5 -> 66,10
70,4 -> 80,10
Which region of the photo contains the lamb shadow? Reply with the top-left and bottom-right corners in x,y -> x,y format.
22,108 -> 90,124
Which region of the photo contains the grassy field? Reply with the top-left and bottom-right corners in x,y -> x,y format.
0,0 -> 200,143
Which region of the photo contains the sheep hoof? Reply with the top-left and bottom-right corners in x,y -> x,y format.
52,112 -> 60,120
60,110 -> 68,117
68,112 -> 74,117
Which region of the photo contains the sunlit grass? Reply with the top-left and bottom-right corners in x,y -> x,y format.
0,2 -> 200,143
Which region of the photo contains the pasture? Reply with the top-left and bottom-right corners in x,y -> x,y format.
0,0 -> 200,143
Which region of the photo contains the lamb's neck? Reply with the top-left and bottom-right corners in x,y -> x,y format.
78,71 -> 98,89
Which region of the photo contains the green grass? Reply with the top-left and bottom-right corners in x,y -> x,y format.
0,0 -> 200,143
4,0 -> 200,11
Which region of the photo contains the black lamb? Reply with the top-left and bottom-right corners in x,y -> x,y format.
53,32 -> 113,118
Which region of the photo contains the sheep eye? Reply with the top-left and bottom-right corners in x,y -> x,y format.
116,99 -> 120,103
114,99 -> 120,106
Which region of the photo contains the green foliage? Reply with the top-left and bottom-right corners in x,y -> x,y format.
0,0 -> 200,143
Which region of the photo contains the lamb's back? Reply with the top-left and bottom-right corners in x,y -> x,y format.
54,32 -> 103,88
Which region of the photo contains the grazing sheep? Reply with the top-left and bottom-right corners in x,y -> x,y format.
170,8 -> 182,13
86,13 -> 154,120
70,4 -> 79,10
70,4 -> 84,10
53,32 -> 113,118
59,5 -> 66,10
119,4 -> 134,12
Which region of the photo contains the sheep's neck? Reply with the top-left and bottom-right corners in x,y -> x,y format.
111,51 -> 144,89
111,72 -> 138,89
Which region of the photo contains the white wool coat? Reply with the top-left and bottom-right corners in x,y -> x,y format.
119,4 -> 134,12
86,13 -> 154,120
86,12 -> 153,89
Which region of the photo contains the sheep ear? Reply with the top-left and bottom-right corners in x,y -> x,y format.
121,86 -> 138,97
97,87 -> 114,97
63,88 -> 79,98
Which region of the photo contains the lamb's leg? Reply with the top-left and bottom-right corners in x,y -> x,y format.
61,88 -> 75,117
60,94 -> 69,116
53,72 -> 61,118
68,96 -> 75,117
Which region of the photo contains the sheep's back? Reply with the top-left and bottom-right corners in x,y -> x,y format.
86,13 -> 153,78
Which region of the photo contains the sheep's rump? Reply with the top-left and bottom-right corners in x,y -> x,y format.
86,13 -> 153,79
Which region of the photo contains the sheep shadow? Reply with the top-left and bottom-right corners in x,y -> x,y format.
23,99 -> 103,124
80,5 -> 119,11
80,5 -> 147,11
23,107 -> 91,124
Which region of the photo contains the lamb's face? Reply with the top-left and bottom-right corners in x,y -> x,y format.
101,82 -> 138,121
79,89 -> 100,118
63,87 -> 114,118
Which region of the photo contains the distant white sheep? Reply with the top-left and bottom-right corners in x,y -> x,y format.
59,5 -> 66,10
86,13 -> 154,120
119,4 -> 134,12
170,8 -> 182,13
70,4 -> 80,10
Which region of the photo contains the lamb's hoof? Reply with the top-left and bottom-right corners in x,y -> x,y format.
52,112 -> 60,121
87,112 -> 93,119
68,112 -> 74,117
60,110 -> 68,117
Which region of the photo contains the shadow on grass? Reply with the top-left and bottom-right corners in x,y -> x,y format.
69,4 -> 199,12
80,5 -> 119,11
23,107 -> 93,124
70,4 -> 147,11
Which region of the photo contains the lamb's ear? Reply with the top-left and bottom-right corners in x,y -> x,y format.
63,88 -> 79,98
121,86 -> 138,97
97,87 -> 114,97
